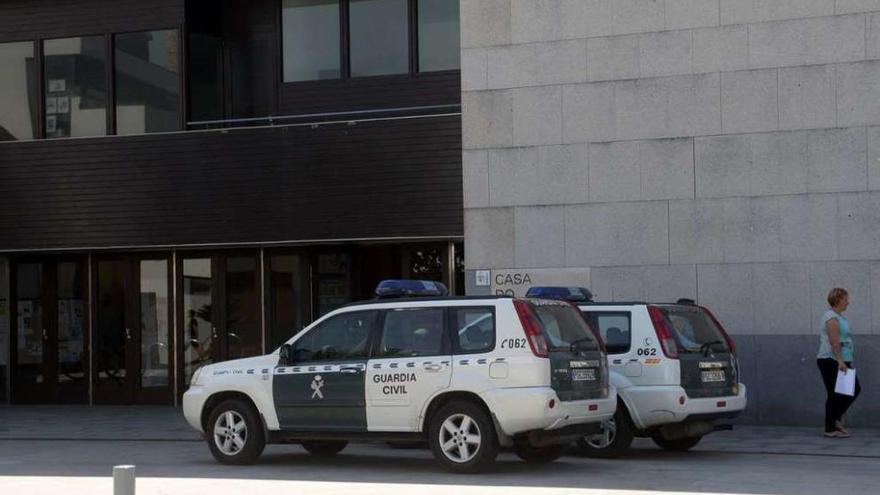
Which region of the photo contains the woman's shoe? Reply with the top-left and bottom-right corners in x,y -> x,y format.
824,430 -> 850,438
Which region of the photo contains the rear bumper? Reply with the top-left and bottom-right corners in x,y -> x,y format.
623,383 -> 747,429
482,386 -> 617,437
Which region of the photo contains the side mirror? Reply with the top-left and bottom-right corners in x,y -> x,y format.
279,343 -> 293,365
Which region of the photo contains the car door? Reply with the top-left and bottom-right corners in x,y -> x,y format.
366,307 -> 451,432
273,309 -> 377,431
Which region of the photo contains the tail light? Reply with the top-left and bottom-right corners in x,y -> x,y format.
513,299 -> 549,358
647,306 -> 679,359
700,306 -> 736,355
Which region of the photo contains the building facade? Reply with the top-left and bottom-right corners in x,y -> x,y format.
462,0 -> 880,426
0,0 -> 463,406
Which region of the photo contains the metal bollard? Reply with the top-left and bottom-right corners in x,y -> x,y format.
113,465 -> 136,495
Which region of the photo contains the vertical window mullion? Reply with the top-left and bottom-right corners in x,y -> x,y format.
106,33 -> 116,135
35,39 -> 45,139
409,0 -> 417,74
341,0 -> 350,79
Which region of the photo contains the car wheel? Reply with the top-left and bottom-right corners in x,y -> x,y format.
206,398 -> 266,465
301,440 -> 348,457
576,405 -> 635,458
428,401 -> 499,474
652,435 -> 703,452
512,442 -> 565,464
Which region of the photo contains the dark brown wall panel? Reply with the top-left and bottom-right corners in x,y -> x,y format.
0,116 -> 463,251
0,0 -> 184,43
278,71 -> 461,116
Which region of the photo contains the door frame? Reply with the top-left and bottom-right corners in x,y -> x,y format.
91,254 -> 137,404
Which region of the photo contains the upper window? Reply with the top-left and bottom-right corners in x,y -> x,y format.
417,0 -> 460,72
282,0 -> 341,82
453,307 -> 495,354
43,36 -> 108,138
294,310 -> 376,362
377,308 -> 445,358
0,41 -> 38,141
350,0 -> 409,77
115,30 -> 181,135
584,312 -> 631,354
280,0 -> 460,82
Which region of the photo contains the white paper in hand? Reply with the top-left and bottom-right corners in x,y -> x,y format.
835,368 -> 856,396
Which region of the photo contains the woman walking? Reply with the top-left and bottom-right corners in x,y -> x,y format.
816,288 -> 861,438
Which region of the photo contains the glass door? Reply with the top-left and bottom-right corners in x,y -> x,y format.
12,262 -> 49,402
55,260 -> 88,402
178,251 -> 261,398
136,257 -> 173,403
11,258 -> 88,404
93,257 -> 134,404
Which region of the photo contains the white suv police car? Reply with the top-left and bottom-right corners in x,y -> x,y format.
184,280 -> 615,473
527,288 -> 747,457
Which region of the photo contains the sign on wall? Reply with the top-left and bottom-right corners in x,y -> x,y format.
489,268 -> 592,297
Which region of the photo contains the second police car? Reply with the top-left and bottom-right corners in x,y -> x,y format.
183,280 -> 616,473
526,287 -> 748,457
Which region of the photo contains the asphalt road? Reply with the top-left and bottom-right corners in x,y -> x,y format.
0,438 -> 876,495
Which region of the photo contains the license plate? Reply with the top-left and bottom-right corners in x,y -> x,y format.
701,370 -> 726,383
572,369 -> 596,381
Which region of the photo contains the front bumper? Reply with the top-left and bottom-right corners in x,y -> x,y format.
182,386 -> 209,433
483,386 -> 617,437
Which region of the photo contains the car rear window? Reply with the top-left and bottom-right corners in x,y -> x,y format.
660,306 -> 730,353
531,301 -> 599,351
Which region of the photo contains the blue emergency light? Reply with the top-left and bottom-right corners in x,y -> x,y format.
525,286 -> 594,302
375,279 -> 449,298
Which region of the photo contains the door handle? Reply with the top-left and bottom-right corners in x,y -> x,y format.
212,327 -> 218,339
125,328 -> 131,340
423,363 -> 443,372
339,366 -> 362,374
42,329 -> 48,340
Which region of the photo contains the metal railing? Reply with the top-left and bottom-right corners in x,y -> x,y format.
186,104 -> 461,130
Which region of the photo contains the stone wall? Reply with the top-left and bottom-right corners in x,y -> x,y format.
462,0 -> 880,426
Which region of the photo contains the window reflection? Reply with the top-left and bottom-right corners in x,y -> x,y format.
282,0 -> 341,82
183,258 -> 212,384
140,260 -> 169,388
418,0 -> 460,72
115,30 -> 180,134
350,0 -> 409,77
0,42 -> 37,141
43,36 -> 107,138
57,262 -> 86,385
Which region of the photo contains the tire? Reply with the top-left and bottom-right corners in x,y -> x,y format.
652,435 -> 703,452
512,443 -> 565,464
302,440 -> 348,457
428,401 -> 499,474
206,398 -> 266,465
576,405 -> 635,458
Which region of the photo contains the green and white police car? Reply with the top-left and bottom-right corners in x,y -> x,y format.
183,280 -> 615,473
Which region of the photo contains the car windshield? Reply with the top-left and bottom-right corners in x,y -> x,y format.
530,301 -> 599,351
661,306 -> 729,353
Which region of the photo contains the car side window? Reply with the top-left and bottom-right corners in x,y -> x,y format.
453,307 -> 495,354
377,308 -> 446,358
584,311 -> 631,354
293,310 -> 376,362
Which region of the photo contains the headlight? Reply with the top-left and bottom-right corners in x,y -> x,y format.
191,366 -> 205,387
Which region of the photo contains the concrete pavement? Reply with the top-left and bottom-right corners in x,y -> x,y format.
0,406 -> 878,495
